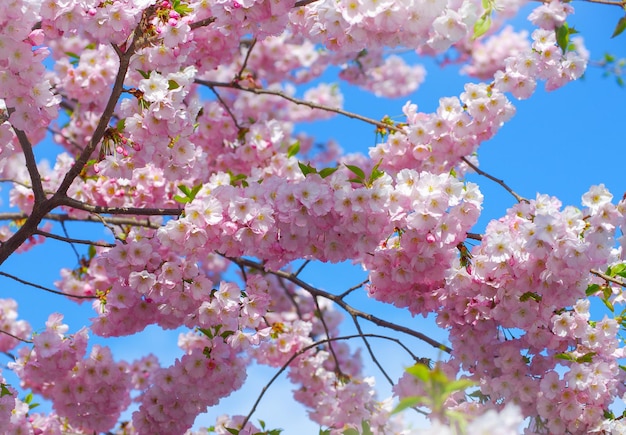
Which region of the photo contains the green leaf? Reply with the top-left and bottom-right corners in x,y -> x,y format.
298,162 -> 317,176
0,384 -> 12,397
137,69 -> 151,79
24,392 -> 33,404
173,195 -> 190,204
319,167 -> 338,178
345,164 -> 365,180
576,352 -> 596,363
368,160 -> 385,185
519,291 -> 542,302
342,429 -> 359,435
405,363 -> 430,383
190,184 -> 202,199
168,79 -> 180,90
287,141 -> 300,158
472,14 -> 491,40
88,244 -> 97,259
555,352 -> 575,361
178,185 -> 191,196
556,24 -> 570,53
65,51 -> 80,60
612,15 -> 626,38
198,327 -> 214,339
116,118 -> 126,132
225,428 -> 239,435
586,283 -> 601,296
609,263 -> 626,278
601,297 -> 615,313
392,395 -> 426,414
443,379 -> 475,395
361,421 -> 374,435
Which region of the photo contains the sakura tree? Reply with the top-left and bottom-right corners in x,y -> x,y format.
0,0 -> 625,434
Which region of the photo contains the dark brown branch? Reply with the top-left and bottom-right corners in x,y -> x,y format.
338,278 -> 368,299
351,316 -> 394,386
59,197 -> 182,216
237,38 -> 257,80
11,128 -> 45,204
0,329 -> 32,344
466,232 -> 482,241
0,271 -> 97,300
294,0 -> 320,6
189,17 -> 217,30
228,256 -> 452,353
208,87 -> 242,130
195,79 -> 403,133
33,229 -> 115,248
0,212 -> 162,229
462,157 -> 526,203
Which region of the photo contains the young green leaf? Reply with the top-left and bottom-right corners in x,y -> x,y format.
345,164 -> 365,180
298,162 -> 317,176
0,384 -> 12,397
137,69 -> 151,79
287,141 -> 300,158
391,395 -> 427,414
612,15 -> 626,38
472,14 -> 491,40
319,167 -> 338,178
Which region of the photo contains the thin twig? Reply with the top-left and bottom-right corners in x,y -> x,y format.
294,260 -> 310,277
11,128 -> 45,204
0,212 -> 162,229
237,38 -> 257,80
462,157 -> 526,203
208,86 -> 242,130
311,292 -> 344,377
33,229 -> 115,248
189,17 -> 217,30
277,277 -> 303,319
591,269 -> 626,287
59,221 -> 81,261
59,197 -> 182,216
294,0 -> 320,6
337,278 -> 369,299
351,316 -> 394,386
196,79 -> 403,133
0,271 -> 97,300
582,0 -> 625,6
466,232 -> 482,241
0,329 -> 32,344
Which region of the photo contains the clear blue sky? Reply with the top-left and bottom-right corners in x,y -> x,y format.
1,3 -> 625,433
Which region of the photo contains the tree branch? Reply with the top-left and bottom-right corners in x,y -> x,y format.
590,269 -> 626,287
195,79 -> 404,133
189,17 -> 217,30
59,197 -> 182,216
33,229 -> 115,248
0,271 -> 97,300
462,157 -> 526,203
0,329 -> 32,344
0,212 -> 162,229
11,128 -> 46,204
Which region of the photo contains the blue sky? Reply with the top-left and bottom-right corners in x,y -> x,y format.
1,3 -> 626,433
